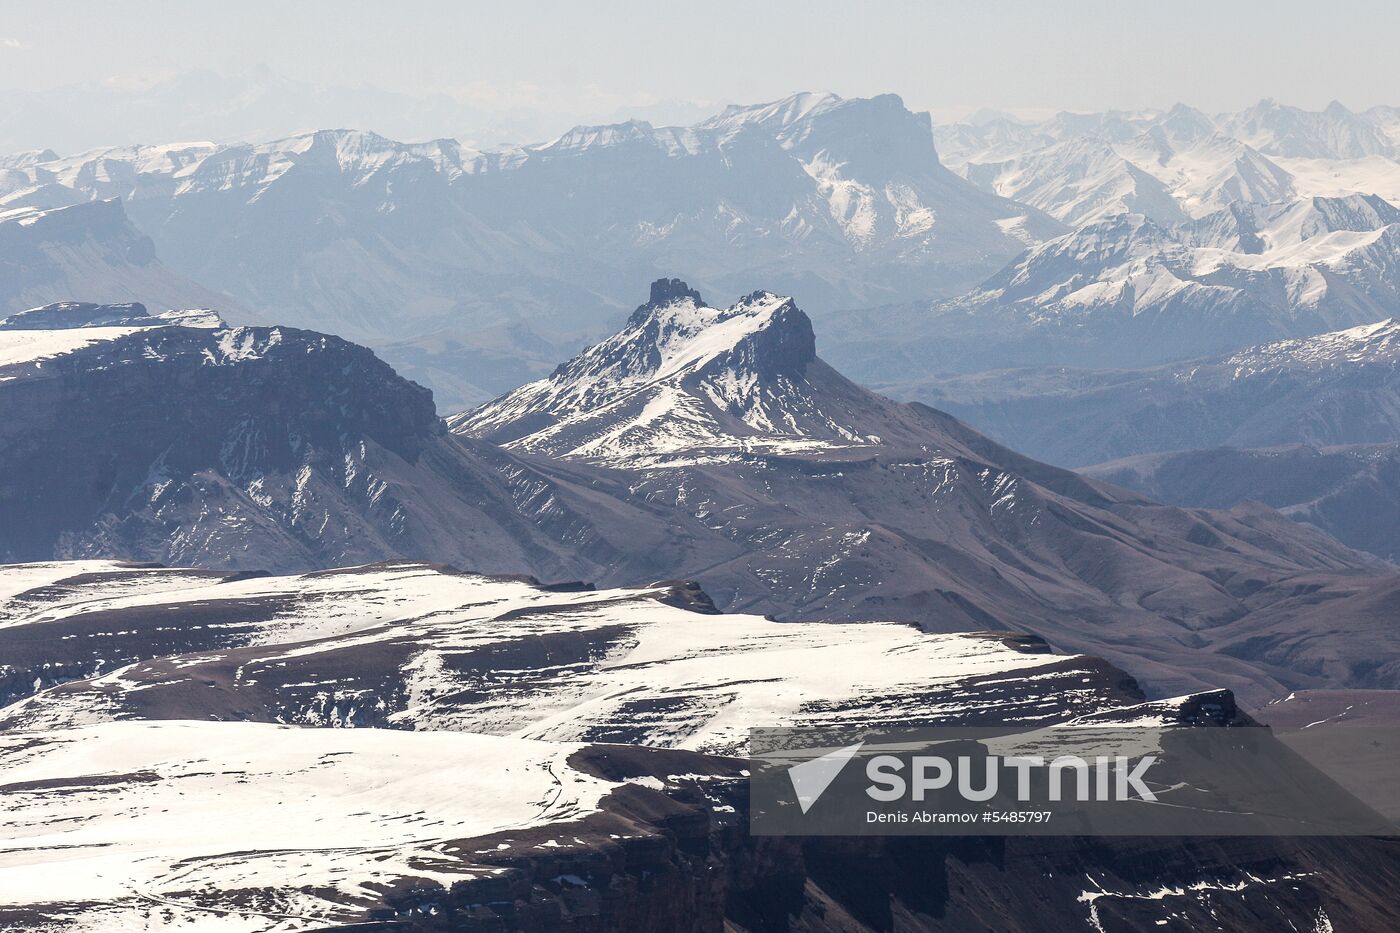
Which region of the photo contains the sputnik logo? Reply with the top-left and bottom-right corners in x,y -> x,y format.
787,742 -> 864,813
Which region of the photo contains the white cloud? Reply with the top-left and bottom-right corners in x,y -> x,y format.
1,37 -> 24,50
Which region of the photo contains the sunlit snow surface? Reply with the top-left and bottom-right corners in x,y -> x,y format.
0,558 -> 1144,929
0,304 -> 226,380
0,560 -> 1109,746
0,722 -> 614,931
0,326 -> 152,372
927,104 -> 1400,340
1220,317 -> 1400,374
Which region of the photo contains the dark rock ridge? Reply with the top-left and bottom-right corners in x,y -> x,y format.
641,277 -> 704,310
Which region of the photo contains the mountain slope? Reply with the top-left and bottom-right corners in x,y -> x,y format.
1083,444 -> 1400,561
9,287 -> 1400,702
458,280 -> 1398,702
895,317 -> 1400,468
0,199 -> 233,317
0,560 -> 1143,739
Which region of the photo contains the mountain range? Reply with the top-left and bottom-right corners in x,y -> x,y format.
8,94 -> 1400,407
11,283 -> 1400,703
825,190 -> 1400,384
938,99 -> 1400,221
0,93 -> 1055,408
887,317 -> 1400,468
813,99 -> 1400,386
878,317 -> 1400,561
8,92 -> 1400,930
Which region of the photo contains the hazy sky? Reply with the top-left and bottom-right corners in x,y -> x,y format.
2,0 -> 1398,150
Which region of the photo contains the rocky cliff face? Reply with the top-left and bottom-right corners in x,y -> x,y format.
0,305 -> 627,578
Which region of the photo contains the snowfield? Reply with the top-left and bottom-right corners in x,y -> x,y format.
0,721 -> 615,931
0,560 -> 1120,748
0,557 -> 1159,928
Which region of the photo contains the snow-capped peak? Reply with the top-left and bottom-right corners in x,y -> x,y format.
1153,103 -> 1218,145
487,277 -> 813,414
452,279 -> 906,466
616,278 -> 814,383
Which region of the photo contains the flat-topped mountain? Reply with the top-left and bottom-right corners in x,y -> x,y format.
0,301 -> 652,579
0,559 -> 1146,740
6,558 -> 1398,932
